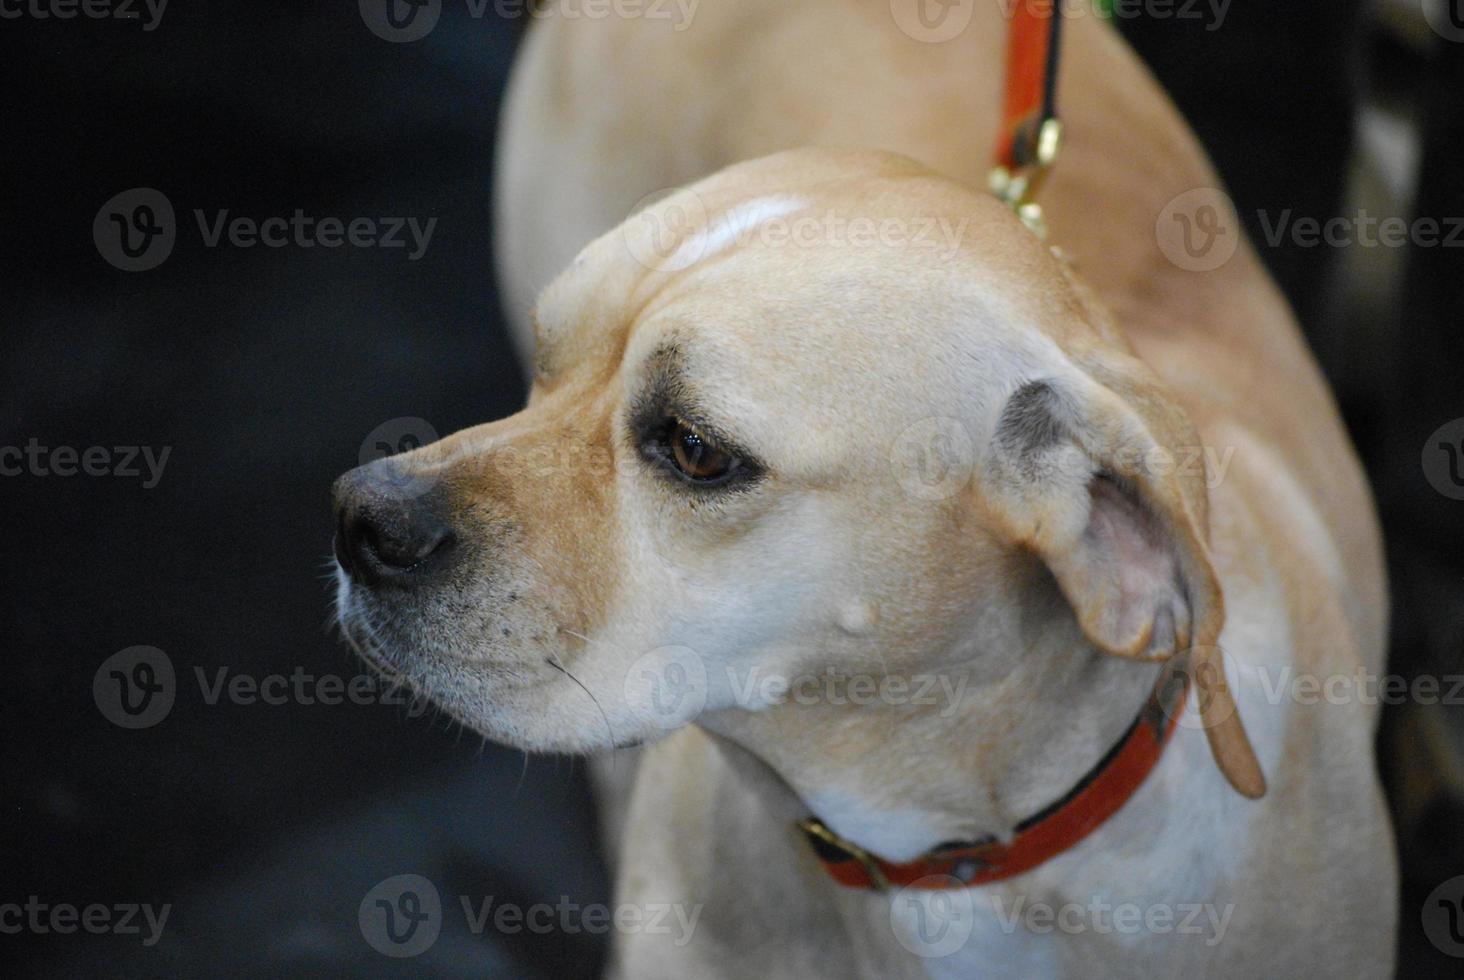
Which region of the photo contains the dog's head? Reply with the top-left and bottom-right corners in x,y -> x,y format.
333,149 -> 1261,798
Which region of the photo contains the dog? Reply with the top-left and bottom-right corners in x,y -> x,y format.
332,1 -> 1396,975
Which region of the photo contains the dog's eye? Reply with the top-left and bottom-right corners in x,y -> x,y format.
646,419 -> 745,486
671,423 -> 735,480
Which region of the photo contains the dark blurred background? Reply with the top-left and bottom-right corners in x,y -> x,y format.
3,1 -> 1461,976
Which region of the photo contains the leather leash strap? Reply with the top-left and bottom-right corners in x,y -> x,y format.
989,0 -> 1065,235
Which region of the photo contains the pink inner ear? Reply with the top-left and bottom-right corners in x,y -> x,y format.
1084,475 -> 1186,658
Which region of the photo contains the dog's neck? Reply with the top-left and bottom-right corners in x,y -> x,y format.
698,603 -> 1163,863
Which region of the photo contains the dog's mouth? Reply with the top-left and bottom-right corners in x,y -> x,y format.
332,566 -> 410,678
331,555 -> 587,728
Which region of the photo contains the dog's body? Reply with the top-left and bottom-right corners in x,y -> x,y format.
333,1 -> 1394,976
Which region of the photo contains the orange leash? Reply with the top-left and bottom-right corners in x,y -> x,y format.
989,0 -> 1065,235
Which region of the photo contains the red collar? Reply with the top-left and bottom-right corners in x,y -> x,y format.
798,662 -> 1188,891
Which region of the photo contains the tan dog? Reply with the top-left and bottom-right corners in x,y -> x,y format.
333,1 -> 1395,975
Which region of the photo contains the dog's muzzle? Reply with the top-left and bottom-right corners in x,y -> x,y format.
332,459 -> 457,586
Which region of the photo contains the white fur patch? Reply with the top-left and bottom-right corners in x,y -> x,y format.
667,194 -> 808,270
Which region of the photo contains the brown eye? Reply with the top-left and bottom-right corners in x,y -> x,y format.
670,422 -> 737,482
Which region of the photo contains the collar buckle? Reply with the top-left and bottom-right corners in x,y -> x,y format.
798,817 -> 892,892
989,118 -> 1063,238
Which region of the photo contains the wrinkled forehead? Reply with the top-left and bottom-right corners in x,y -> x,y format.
534,177 -> 1082,448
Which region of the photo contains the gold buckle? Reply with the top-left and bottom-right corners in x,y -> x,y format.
798,817 -> 891,892
988,118 -> 1063,238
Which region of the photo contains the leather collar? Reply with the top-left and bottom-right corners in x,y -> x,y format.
798,660 -> 1189,891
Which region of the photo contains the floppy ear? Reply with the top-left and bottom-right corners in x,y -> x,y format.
984,372 -> 1265,799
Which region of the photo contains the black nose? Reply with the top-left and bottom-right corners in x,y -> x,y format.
332,460 -> 457,585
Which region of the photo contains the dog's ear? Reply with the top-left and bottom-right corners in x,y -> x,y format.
983,369 -> 1265,799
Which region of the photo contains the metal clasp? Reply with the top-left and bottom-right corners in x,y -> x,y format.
798,817 -> 892,892
988,118 -> 1063,238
